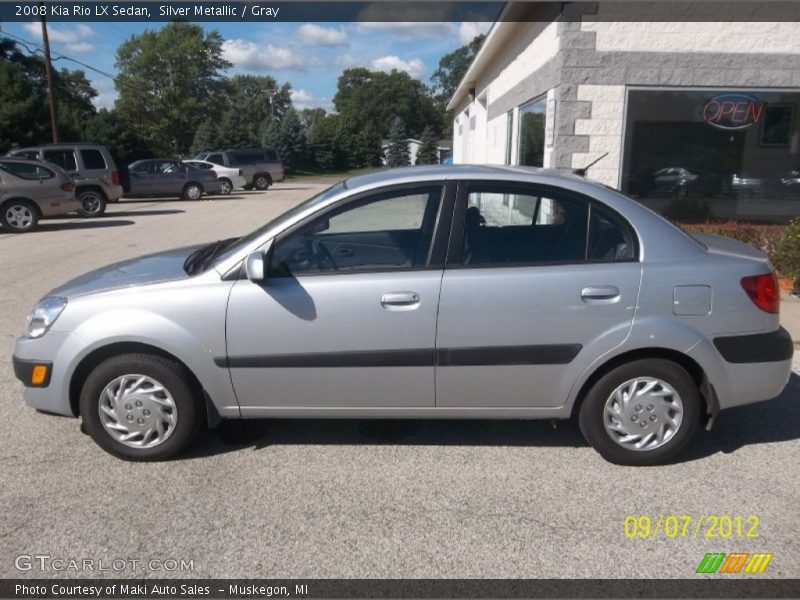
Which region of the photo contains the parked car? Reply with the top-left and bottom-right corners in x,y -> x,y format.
13,166 -> 792,464
0,157 -> 79,233
183,159 -> 245,195
651,167 -> 699,197
126,159 -> 220,200
194,148 -> 284,190
7,143 -> 122,218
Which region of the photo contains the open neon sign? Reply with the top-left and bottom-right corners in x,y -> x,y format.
703,93 -> 766,130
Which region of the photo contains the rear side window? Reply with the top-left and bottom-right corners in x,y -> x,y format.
206,153 -> 223,164
0,161 -> 54,179
265,150 -> 278,161
80,149 -> 106,170
43,149 -> 77,171
459,185 -> 637,266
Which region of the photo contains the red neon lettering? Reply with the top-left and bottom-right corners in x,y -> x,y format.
703,101 -> 721,122
718,101 -> 737,121
747,102 -> 766,124
732,102 -> 749,123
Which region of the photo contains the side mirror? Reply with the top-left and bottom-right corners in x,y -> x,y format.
245,252 -> 265,282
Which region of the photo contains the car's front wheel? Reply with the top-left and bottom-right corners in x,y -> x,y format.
79,353 -> 202,461
578,359 -> 700,466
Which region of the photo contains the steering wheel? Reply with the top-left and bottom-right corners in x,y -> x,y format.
311,239 -> 339,271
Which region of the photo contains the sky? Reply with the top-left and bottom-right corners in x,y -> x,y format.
4,20 -> 493,112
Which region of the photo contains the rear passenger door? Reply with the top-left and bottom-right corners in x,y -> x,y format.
435,182 -> 641,408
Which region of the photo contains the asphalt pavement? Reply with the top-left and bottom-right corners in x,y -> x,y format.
1,183 -> 798,579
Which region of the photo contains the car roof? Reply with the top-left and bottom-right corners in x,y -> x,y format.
345,164 -> 590,190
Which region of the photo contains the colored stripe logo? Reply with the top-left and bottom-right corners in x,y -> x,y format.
697,552 -> 773,574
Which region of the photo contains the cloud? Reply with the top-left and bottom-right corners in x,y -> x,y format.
459,22 -> 493,44
23,22 -> 95,45
296,24 -> 347,47
354,21 -> 456,41
222,39 -> 314,71
65,42 -> 94,54
290,89 -> 333,112
371,56 -> 426,79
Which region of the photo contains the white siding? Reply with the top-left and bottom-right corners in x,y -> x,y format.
571,84 -> 626,187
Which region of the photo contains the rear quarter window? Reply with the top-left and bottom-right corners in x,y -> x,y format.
80,149 -> 106,170
265,150 -> 278,161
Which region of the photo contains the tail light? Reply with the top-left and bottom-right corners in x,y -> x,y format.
741,273 -> 779,314
111,170 -> 120,185
60,182 -> 75,193
239,169 -> 243,176
281,162 -> 285,175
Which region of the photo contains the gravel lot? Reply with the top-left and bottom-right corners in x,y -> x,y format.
1,182 -> 798,579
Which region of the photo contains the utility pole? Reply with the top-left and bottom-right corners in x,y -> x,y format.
40,1 -> 59,143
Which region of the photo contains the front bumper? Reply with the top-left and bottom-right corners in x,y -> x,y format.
13,332 -> 81,417
12,356 -> 53,387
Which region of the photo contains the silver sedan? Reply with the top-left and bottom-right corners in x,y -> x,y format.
12,166 -> 793,464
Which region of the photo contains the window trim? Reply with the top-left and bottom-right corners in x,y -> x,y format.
445,180 -> 640,270
263,180 -> 456,279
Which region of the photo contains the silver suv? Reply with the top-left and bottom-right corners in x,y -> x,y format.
8,143 -> 123,218
12,166 -> 793,464
194,148 -> 284,190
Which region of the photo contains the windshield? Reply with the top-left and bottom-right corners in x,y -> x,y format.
210,181 -> 347,267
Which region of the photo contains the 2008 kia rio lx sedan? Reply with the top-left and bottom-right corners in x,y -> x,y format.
12,166 -> 793,465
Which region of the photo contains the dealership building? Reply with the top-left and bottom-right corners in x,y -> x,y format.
449,3 -> 800,222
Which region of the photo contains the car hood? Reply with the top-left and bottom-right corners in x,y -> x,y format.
47,245 -> 201,298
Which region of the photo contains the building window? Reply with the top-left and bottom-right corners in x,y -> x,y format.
518,96 -> 547,167
505,110 -> 514,165
622,88 -> 800,223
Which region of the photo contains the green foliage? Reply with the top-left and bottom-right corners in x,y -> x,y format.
114,22 -> 230,156
82,108 -> 152,163
680,222 -> 786,270
190,120 -> 219,156
774,218 -> 800,288
311,115 -> 346,172
385,116 -> 410,168
416,126 -> 438,165
430,34 -> 485,137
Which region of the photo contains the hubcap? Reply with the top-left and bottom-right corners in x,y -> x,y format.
220,181 -> 231,194
98,375 -> 177,448
603,377 -> 683,451
187,186 -> 201,200
81,193 -> 101,214
5,205 -> 33,229
255,176 -> 268,189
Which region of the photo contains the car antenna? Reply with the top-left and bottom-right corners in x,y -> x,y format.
573,152 -> 608,177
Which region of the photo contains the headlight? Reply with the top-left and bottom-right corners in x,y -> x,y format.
25,297 -> 67,339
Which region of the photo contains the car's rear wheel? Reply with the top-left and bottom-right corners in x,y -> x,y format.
253,174 -> 270,190
218,178 -> 232,195
79,353 -> 202,461
1,199 -> 39,233
578,359 -> 700,466
77,189 -> 107,218
183,183 -> 203,201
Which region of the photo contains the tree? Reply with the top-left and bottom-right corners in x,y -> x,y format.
114,22 -> 230,156
415,126 -> 438,165
385,116 -> 410,168
190,119 -> 219,156
430,34 -> 485,137
83,108 -> 152,164
311,115 -> 345,172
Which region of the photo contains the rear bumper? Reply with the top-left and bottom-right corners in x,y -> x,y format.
714,327 -> 794,363
105,183 -> 124,201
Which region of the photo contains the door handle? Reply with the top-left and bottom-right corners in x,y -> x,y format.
581,285 -> 620,301
381,292 -> 420,310
336,247 -> 355,257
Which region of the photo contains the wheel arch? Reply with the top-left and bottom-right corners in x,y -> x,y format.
569,347 -> 714,424
75,184 -> 107,199
68,341 -> 218,425
1,197 -> 41,216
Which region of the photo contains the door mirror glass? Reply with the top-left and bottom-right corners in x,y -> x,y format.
245,251 -> 265,281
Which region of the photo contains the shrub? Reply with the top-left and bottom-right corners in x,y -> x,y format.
774,218 -> 800,289
679,222 -> 786,271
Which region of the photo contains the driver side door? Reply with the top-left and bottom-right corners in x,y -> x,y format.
225,183 -> 453,413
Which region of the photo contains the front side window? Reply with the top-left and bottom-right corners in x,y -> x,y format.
270,187 -> 442,276
0,161 -> 54,180
460,186 -> 636,266
156,161 -> 181,174
43,149 -> 77,171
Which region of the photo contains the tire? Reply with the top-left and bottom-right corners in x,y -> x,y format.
183,182 -> 203,201
1,199 -> 39,233
253,174 -> 271,191
218,178 -> 232,195
79,353 -> 203,461
77,189 -> 107,218
578,359 -> 700,466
